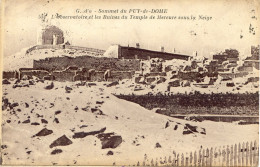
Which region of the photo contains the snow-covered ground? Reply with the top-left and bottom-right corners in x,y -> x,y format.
1,80 -> 258,166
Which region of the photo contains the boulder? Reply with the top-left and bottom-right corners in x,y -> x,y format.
107,81 -> 119,87
107,151 -> 114,155
31,122 -> 40,126
22,119 -> 30,124
2,79 -> 11,85
101,136 -> 122,149
33,128 -> 53,137
44,82 -> 54,90
51,149 -> 63,155
72,127 -> 106,139
91,108 -> 104,115
155,142 -> 162,148
41,119 -> 48,124
49,135 -> 73,148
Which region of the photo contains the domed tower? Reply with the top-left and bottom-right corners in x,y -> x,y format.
37,25 -> 64,45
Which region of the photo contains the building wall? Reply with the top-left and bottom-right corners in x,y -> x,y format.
118,46 -> 190,60
19,70 -> 50,79
33,56 -> 140,71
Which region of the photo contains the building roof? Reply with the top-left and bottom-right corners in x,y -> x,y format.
120,46 -> 191,59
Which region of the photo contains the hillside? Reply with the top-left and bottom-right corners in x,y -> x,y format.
1,79 -> 258,165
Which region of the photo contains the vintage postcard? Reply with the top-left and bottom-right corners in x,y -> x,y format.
0,0 -> 259,166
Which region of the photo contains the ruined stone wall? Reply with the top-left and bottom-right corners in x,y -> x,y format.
33,56 -> 140,72
3,71 -> 19,79
19,70 -> 50,79
52,71 -> 75,82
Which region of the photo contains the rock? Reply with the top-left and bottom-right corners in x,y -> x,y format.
1,145 -> 7,149
65,86 -> 72,93
73,127 -> 106,139
87,82 -> 97,87
107,151 -> 114,155
33,128 -> 53,137
51,149 -> 63,155
49,135 -> 73,148
200,128 -> 206,135
96,101 -> 104,105
29,80 -> 35,85
44,82 -> 54,90
185,124 -> 198,133
79,125 -> 88,128
54,118 -> 59,123
10,102 -> 19,109
43,75 -> 55,81
26,151 -> 32,154
174,125 -> 178,130
91,108 -> 104,115
22,75 -> 32,80
183,129 -> 193,135
101,136 -> 122,149
31,122 -> 40,126
41,119 -> 48,124
165,121 -> 170,128
25,103 -> 29,108
155,142 -> 162,148
2,79 -> 11,85
22,119 -> 30,124
107,81 -> 119,87
55,110 -> 62,115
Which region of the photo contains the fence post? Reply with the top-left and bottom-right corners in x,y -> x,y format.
185,153 -> 189,167
226,145 -> 230,167
222,146 -> 226,167
181,153 -> 184,166
176,154 -> 179,167
205,148 -> 209,166
172,153 -> 176,167
250,141 -> 253,166
202,149 -> 205,167
230,145 -> 233,167
194,151 -> 197,167
210,147 -> 213,167
234,144 -> 237,167
155,158 -> 158,167
246,142 -> 249,166
256,141 -> 259,167
213,147 -> 217,166
253,140 -> 256,166
218,147 -> 222,166
190,152 -> 193,167
238,143 -> 241,166
151,158 -> 154,166
242,142 -> 245,166
168,155 -> 172,165
164,156 -> 167,166
198,149 -> 202,167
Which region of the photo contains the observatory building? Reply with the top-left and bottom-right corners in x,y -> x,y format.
37,25 -> 64,45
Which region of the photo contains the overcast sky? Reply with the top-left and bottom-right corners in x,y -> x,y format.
3,0 -> 260,58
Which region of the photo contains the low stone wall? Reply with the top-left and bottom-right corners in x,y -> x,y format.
19,70 -> 50,79
34,56 -> 140,72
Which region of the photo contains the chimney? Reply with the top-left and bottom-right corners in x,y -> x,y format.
161,46 -> 164,52
136,43 -> 140,49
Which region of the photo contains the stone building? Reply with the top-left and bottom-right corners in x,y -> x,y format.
103,44 -> 190,60
37,25 -> 64,45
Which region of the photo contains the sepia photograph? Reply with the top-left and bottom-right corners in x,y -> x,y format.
0,0 -> 259,166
